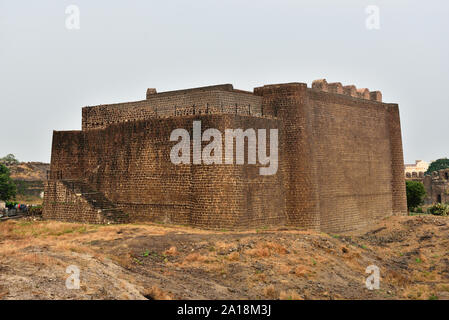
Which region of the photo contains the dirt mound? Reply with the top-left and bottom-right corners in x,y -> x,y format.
0,215 -> 448,300
7,162 -> 49,181
5,162 -> 49,204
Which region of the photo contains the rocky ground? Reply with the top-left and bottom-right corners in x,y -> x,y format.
0,215 -> 448,300
5,162 -> 49,204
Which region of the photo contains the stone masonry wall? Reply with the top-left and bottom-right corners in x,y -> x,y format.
43,180 -> 128,224
253,80 -> 407,233
82,84 -> 263,130
44,81 -> 407,232
47,114 -> 284,229
423,169 -> 449,204
254,83 -> 321,230
307,90 -> 396,232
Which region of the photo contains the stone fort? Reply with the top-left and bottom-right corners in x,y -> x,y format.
43,80 -> 407,233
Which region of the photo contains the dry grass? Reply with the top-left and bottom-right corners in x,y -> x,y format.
215,241 -> 236,252
183,253 -> 211,264
226,252 -> 239,261
1,215 -> 448,300
385,270 -> 410,287
276,264 -> 291,275
253,272 -> 266,282
142,285 -> 173,300
263,241 -> 288,254
403,284 -> 432,300
0,220 -> 95,240
164,246 -> 178,256
246,241 -> 288,258
18,253 -> 63,267
294,266 -> 310,278
279,290 -> 303,300
263,285 -> 279,299
109,252 -> 134,269
247,247 -> 270,258
0,286 -> 9,299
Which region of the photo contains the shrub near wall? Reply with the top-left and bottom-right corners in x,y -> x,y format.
427,203 -> 449,216
406,181 -> 426,212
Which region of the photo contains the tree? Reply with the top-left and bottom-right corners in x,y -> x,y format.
406,180 -> 426,211
425,158 -> 449,175
0,154 -> 19,165
0,164 -> 17,201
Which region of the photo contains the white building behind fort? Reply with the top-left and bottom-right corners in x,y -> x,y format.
405,160 -> 429,178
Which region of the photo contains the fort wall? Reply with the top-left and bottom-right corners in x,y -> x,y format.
423,169 -> 449,204
82,84 -> 263,130
47,114 -> 285,229
306,90 -> 400,231
43,180 -> 129,224
44,80 -> 407,232
254,83 -> 321,230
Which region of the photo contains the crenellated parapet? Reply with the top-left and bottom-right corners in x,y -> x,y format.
357,88 -> 370,99
328,82 -> 344,94
343,85 -> 357,97
369,91 -> 382,102
146,88 -> 157,99
311,79 -> 328,92
311,79 -> 382,102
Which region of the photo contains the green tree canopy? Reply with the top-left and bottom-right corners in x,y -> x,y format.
0,164 -> 17,201
0,154 -> 19,165
425,158 -> 449,175
406,180 -> 426,211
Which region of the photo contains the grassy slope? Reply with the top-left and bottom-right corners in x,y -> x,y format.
0,215 -> 448,300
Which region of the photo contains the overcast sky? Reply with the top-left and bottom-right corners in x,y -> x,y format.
0,0 -> 448,164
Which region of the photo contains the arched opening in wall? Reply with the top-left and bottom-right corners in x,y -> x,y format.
437,194 -> 442,203
445,172 -> 449,180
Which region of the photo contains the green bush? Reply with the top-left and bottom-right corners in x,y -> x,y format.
0,154 -> 19,165
0,164 -> 17,201
406,181 -> 426,211
425,158 -> 449,176
29,205 -> 43,216
414,207 -> 424,213
5,200 -> 18,209
427,203 -> 449,216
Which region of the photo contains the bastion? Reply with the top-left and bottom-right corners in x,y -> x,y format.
43,80 -> 407,232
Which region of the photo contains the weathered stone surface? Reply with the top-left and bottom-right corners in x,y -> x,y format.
43,82 -> 407,233
423,168 -> 449,204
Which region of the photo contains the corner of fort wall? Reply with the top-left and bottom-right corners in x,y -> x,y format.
385,103 -> 408,216
254,83 -> 321,230
305,79 -> 406,232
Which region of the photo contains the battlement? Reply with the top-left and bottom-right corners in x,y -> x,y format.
83,81 -> 387,131
253,82 -> 307,96
146,84 -> 236,99
311,79 -> 382,102
82,84 -> 263,130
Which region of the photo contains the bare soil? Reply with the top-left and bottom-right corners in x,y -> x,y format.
7,162 -> 49,181
0,215 -> 448,300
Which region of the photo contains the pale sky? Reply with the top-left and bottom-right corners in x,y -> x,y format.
1,0 -> 448,164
